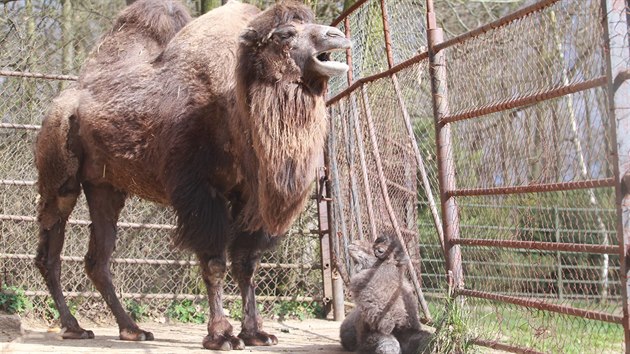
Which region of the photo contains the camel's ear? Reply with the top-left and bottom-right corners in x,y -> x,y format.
240,27 -> 259,47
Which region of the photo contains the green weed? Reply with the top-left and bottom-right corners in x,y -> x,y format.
425,297 -> 477,354
0,285 -> 32,314
166,299 -> 206,324
125,299 -> 148,321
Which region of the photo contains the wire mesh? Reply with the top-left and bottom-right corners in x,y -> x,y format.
328,0 -> 628,352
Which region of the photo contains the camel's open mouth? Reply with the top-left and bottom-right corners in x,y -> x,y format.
311,48 -> 349,77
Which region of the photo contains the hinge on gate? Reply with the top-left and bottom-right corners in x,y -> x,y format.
317,167 -> 332,203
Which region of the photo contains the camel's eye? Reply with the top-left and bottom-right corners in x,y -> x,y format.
272,25 -> 297,41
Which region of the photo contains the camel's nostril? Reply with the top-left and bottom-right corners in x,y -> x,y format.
326,28 -> 345,39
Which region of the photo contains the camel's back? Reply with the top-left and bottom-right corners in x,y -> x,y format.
160,1 -> 260,101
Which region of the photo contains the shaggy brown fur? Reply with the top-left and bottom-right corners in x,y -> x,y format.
34,0 -> 349,350
340,237 -> 432,354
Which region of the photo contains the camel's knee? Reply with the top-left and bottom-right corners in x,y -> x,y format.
37,177 -> 81,231
205,258 -> 227,285
83,253 -> 111,282
362,333 -> 401,354
340,310 -> 359,351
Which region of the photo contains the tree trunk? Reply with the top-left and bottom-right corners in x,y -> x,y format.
60,0 -> 73,90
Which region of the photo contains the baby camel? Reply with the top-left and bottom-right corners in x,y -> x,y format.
340,237 -> 432,354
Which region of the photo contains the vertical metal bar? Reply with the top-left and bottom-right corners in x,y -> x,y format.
351,95 -> 379,242
344,17 -> 354,86
326,108 -> 347,321
426,0 -> 464,289
554,207 -> 564,301
602,0 -> 630,350
361,85 -> 432,322
340,20 -> 366,246
316,157 -> 335,319
378,0 -> 435,321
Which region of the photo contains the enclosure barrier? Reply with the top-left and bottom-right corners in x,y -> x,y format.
326,0 -> 630,352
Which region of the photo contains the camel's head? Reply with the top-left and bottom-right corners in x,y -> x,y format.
238,1 -> 351,95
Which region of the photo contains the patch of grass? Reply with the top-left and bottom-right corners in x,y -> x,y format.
125,299 -> 148,321
425,297 -> 477,354
273,301 -> 322,321
45,297 -> 60,320
469,304 -> 624,353
0,285 -> 32,314
166,299 -> 207,324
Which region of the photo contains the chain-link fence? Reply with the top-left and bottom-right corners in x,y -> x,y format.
0,0 -> 325,324
327,0 -> 629,352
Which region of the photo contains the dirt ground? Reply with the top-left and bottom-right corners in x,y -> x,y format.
1,315 -> 347,354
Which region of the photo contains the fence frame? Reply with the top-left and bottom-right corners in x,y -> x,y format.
604,0 -> 630,350
325,0 -> 630,352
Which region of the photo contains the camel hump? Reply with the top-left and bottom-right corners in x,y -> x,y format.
115,0 -> 192,45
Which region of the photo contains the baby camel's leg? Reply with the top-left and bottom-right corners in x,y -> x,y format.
83,182 -> 153,341
361,332 -> 401,354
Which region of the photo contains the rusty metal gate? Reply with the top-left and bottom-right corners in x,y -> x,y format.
323,0 -> 630,352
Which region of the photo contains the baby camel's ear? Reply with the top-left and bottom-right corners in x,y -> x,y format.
373,236 -> 411,267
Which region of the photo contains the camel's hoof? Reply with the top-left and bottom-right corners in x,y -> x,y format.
119,328 -> 154,341
238,331 -> 278,346
202,334 -> 245,351
61,327 -> 95,339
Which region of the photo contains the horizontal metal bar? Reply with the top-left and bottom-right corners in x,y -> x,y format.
0,253 -> 320,270
447,178 -> 615,197
459,223 -> 617,235
385,179 -> 416,197
440,76 -> 607,125
456,288 -> 623,324
16,290 -> 321,302
473,338 -> 544,354
0,180 -> 36,186
433,0 -> 560,53
0,123 -> 41,130
0,69 -> 78,81
327,51 -> 429,106
380,221 -> 417,236
420,202 -> 616,213
0,214 -> 175,230
330,0 -> 369,27
453,238 -> 619,254
463,226 -> 616,235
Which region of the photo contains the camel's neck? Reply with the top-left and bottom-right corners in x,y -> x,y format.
230,81 -> 328,235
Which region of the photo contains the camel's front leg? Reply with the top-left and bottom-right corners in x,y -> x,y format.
229,230 -> 278,346
198,252 -> 244,350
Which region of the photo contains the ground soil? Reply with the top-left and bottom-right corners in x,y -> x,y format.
1,315 -> 347,354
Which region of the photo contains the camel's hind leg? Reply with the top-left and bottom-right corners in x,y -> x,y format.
35,178 -> 92,339
82,182 -> 153,341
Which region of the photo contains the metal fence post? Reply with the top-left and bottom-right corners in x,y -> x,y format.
316,151 -> 345,321
426,0 -> 464,290
602,0 -> 630,350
